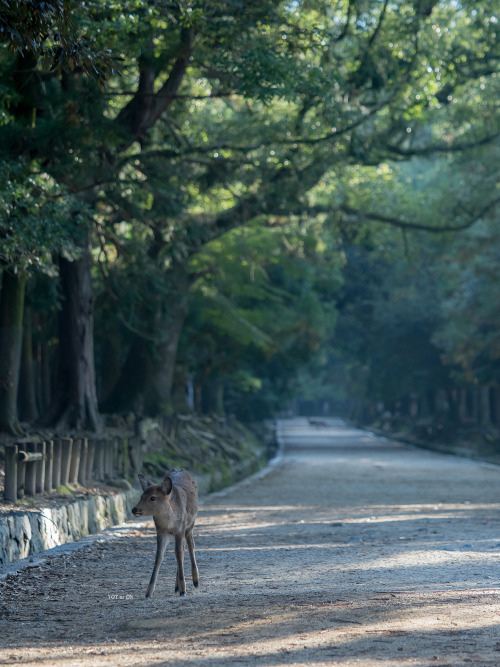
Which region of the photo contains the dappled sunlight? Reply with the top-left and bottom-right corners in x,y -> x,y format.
3,425 -> 500,665
7,587 -> 500,667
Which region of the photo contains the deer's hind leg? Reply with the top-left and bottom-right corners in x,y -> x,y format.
174,533 -> 186,596
186,528 -> 199,588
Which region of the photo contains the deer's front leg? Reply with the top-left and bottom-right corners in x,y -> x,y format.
146,533 -> 168,599
174,534 -> 186,596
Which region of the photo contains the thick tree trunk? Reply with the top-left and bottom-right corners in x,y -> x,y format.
202,378 -> 225,415
146,300 -> 188,416
493,387 -> 500,428
103,264 -> 189,417
459,388 -> 467,423
41,340 -> 52,410
480,386 -> 492,427
446,388 -> 460,426
172,364 -> 192,414
106,301 -> 188,417
98,334 -> 122,404
0,270 -> 26,434
215,381 -> 225,416
193,365 -> 211,414
41,232 -> 101,431
18,305 -> 39,423
102,335 -> 154,415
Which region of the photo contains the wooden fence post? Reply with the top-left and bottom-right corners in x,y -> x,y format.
95,440 -> 105,481
112,438 -> 119,478
86,439 -> 96,485
78,438 -> 88,485
60,437 -> 73,486
53,438 -> 62,489
4,444 -> 18,502
25,443 -> 37,496
69,438 -> 81,485
3,432 -> 142,500
17,453 -> 26,499
103,439 -> 111,479
35,441 -> 46,494
121,437 -> 129,479
45,440 -> 53,491
129,436 -> 142,476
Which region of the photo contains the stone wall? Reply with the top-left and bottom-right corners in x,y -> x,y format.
0,489 -> 137,566
0,418 -> 275,567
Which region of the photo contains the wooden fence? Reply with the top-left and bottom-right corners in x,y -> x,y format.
4,434 -> 144,503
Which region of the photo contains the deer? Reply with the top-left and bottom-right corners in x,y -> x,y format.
132,469 -> 199,599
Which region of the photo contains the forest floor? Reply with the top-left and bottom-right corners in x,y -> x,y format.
2,417 -> 500,666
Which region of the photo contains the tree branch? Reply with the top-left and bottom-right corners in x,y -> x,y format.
367,0 -> 390,49
116,28 -> 193,146
105,91 -> 235,100
311,197 -> 500,233
335,0 -> 353,41
387,132 -> 500,157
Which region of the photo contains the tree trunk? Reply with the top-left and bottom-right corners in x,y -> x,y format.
215,381 -> 225,416
0,270 -> 26,434
41,339 -> 52,410
194,364 -> 211,414
446,388 -> 460,426
480,386 -> 492,427
493,387 -> 500,428
18,304 -> 38,423
102,335 -> 154,416
41,231 -> 102,431
172,364 -> 192,414
102,305 -> 187,417
459,388 -> 468,423
202,379 -> 224,415
146,299 -> 188,416
471,387 -> 479,423
98,333 -> 123,404
103,263 -> 189,417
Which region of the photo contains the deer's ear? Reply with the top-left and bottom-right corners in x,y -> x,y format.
138,472 -> 154,490
161,475 -> 173,496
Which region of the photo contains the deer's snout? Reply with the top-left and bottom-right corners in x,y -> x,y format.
132,506 -> 143,516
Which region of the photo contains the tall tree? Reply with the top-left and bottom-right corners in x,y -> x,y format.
1,0 -> 499,429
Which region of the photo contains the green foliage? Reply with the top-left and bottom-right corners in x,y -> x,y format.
1,0 -> 500,425
179,214 -> 342,416
0,0 -> 116,81
0,159 -> 80,272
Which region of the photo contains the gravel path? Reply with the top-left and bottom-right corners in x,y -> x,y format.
2,418 -> 500,666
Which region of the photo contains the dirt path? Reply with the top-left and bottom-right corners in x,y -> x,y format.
2,418 -> 500,666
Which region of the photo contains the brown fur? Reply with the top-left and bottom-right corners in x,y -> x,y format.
132,469 -> 199,598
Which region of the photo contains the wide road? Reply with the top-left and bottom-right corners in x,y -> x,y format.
2,418 -> 500,666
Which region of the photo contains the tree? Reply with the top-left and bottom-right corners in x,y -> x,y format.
1,0 -> 499,431
95,0 -> 498,418
0,160 -> 77,433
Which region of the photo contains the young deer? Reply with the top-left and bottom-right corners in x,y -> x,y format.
132,469 -> 199,598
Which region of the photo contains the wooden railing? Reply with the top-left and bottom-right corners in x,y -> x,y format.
4,433 -> 144,503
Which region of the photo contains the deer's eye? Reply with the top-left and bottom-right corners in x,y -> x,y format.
150,496 -> 156,501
